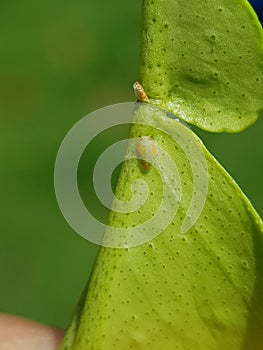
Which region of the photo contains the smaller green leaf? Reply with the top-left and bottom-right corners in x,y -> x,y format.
140,0 -> 263,132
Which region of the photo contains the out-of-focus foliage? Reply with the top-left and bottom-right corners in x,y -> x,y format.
0,0 -> 262,329
0,1 -> 141,328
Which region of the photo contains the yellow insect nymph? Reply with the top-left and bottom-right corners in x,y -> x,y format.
136,136 -> 157,171
133,82 -> 149,103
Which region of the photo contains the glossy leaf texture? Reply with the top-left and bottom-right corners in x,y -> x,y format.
140,0 -> 263,132
59,104 -> 263,350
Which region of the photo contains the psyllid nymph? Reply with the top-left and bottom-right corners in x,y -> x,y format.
136,136 -> 157,171
133,81 -> 149,103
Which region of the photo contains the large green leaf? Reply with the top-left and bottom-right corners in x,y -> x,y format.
59,104 -> 263,349
140,0 -> 263,132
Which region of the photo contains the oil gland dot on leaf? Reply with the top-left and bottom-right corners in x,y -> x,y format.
136,136 -> 157,171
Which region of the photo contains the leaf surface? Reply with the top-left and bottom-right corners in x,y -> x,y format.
140,0 -> 263,132
60,105 -> 263,349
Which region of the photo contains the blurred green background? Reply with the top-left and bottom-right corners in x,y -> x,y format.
0,1 -> 262,330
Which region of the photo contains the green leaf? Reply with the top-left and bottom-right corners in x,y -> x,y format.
59,104 -> 263,349
140,0 -> 263,132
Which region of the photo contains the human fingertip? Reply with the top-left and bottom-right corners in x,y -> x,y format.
0,314 -> 64,350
